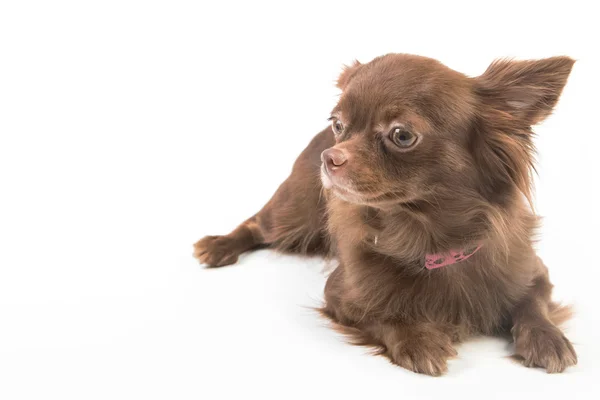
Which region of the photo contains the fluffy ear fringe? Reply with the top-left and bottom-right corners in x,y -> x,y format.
471,117 -> 537,210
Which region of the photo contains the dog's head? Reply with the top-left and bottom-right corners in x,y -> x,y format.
321,54 -> 574,209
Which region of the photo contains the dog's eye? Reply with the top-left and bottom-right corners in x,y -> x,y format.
332,119 -> 344,136
390,128 -> 417,148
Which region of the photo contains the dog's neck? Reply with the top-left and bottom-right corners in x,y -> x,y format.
373,197 -> 492,246
327,193 -> 510,266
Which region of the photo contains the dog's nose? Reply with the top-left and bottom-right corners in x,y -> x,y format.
321,148 -> 347,172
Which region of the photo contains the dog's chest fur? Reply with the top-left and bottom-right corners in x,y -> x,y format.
324,198 -> 536,334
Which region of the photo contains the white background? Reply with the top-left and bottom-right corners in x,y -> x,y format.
1,1 -> 599,399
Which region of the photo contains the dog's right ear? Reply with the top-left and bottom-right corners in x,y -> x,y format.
336,60 -> 363,90
475,57 -> 575,126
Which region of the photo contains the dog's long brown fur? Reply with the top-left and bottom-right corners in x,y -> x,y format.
194,54 -> 577,375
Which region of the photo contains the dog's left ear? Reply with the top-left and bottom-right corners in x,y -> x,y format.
476,57 -> 575,126
336,60 -> 363,90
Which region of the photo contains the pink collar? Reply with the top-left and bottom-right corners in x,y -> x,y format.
425,244 -> 483,270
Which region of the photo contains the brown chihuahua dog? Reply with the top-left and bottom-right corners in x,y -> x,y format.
194,54 -> 577,376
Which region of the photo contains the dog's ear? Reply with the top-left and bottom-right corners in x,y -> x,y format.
476,57 -> 575,125
336,60 -> 363,90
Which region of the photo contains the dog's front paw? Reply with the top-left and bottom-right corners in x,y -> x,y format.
513,323 -> 577,373
193,235 -> 240,267
388,329 -> 457,376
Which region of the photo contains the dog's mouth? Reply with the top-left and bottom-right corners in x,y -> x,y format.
320,164 -> 423,208
320,164 -> 335,190
321,165 -> 392,206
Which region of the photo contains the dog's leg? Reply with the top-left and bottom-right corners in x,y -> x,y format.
510,262 -> 577,373
358,322 -> 458,376
193,127 -> 335,267
193,216 -> 264,267
322,265 -> 461,376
